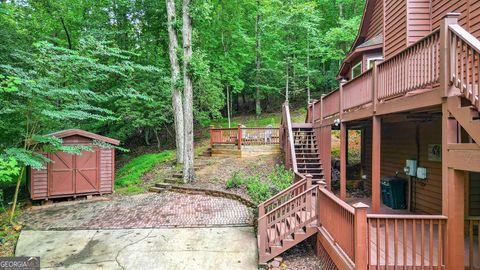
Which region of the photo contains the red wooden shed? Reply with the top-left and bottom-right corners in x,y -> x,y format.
28,129 -> 120,200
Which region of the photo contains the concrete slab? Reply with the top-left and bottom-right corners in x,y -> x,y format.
16,227 -> 258,270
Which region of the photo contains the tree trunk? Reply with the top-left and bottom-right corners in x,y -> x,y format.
153,129 -> 161,150
255,0 -> 262,116
182,0 -> 194,183
166,0 -> 185,164
285,60 -> 289,101
221,30 -> 231,128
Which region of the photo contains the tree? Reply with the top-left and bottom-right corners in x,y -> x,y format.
166,0 -> 185,164
182,0 -> 194,182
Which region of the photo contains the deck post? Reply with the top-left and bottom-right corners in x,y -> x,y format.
372,60 -> 379,112
340,122 -> 347,200
210,125 -> 214,147
371,115 -> 381,213
237,124 -> 242,150
353,202 -> 369,270
439,13 -> 459,97
323,125 -> 332,190
442,100 -> 465,269
306,174 -> 313,189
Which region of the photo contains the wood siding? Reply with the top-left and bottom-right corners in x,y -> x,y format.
384,0 -> 407,58
431,0 -> 468,31
367,0 -> 384,39
468,0 -> 480,38
29,132 -> 115,200
407,0 -> 431,45
30,166 -> 48,199
100,148 -> 114,193
360,119 -> 442,214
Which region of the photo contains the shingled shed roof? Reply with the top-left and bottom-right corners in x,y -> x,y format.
48,129 -> 120,145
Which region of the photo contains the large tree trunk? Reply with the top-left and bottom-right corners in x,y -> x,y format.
255,0 -> 262,116
182,0 -> 194,183
166,0 -> 184,164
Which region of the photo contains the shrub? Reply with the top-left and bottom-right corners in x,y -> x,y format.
225,164 -> 293,204
225,172 -> 245,188
115,150 -> 174,188
268,165 -> 293,194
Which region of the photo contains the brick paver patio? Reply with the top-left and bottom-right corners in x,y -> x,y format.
20,192 -> 253,230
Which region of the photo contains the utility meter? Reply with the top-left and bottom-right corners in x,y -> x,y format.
404,160 -> 417,177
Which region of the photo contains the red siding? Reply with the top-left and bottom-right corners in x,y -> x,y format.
367,0 -> 384,39
408,0 -> 431,45
31,166 -> 48,199
361,119 -> 442,214
431,0 -> 469,31
29,132 -> 116,200
384,0 -> 407,58
468,0 -> 480,39
100,148 -> 114,193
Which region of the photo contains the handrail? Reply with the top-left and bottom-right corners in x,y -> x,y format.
258,185 -> 318,221
261,177 -> 307,206
283,102 -> 298,171
448,23 -> 480,111
319,187 -> 355,214
367,214 -> 447,219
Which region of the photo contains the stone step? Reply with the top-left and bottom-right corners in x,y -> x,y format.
148,186 -> 166,193
165,178 -> 183,184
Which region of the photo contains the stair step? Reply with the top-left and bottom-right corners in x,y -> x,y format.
155,183 -> 172,189
148,187 -> 165,193
165,178 -> 183,184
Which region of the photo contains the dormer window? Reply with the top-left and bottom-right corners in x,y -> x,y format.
351,62 -> 362,79
367,56 -> 383,69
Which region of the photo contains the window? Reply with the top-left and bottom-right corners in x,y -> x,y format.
367,57 -> 383,69
351,62 -> 362,79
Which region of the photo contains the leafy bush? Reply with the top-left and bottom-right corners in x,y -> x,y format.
115,150 -> 174,189
225,172 -> 245,188
268,165 -> 293,194
245,176 -> 271,204
225,164 -> 293,204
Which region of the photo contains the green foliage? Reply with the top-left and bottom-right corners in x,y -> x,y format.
0,157 -> 20,183
268,165 -> 294,193
225,164 -> 293,204
115,151 -> 175,189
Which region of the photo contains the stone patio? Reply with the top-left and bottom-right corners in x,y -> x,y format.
19,192 -> 253,230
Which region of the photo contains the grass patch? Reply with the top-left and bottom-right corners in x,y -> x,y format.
115,150 -> 175,191
225,165 -> 293,204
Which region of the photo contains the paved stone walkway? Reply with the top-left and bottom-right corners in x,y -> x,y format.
20,192 -> 253,230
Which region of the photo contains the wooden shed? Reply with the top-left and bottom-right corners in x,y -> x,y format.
28,129 -> 120,200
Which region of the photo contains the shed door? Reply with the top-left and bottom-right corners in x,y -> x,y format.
50,152 -> 75,195
75,149 -> 99,193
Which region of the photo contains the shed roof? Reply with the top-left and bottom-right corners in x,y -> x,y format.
48,129 -> 120,145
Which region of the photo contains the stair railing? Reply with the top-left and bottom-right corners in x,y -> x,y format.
448,23 -> 480,110
258,184 -> 318,262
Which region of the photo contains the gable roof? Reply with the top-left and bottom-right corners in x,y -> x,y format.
337,0 -> 384,78
47,129 -> 120,145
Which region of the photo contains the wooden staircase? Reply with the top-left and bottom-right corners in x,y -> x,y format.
447,95 -> 480,144
292,126 -> 325,183
257,103 -> 323,264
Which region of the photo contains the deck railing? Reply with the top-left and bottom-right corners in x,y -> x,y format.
466,216 -> 480,269
258,185 -> 318,254
280,101 -> 298,171
322,88 -> 340,119
318,187 -> 356,262
343,69 -> 374,111
449,24 -> 480,110
209,125 -> 279,149
258,174 -> 309,216
366,214 -> 447,268
377,29 -> 440,100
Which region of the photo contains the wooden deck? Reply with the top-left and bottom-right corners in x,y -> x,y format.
347,197 -> 480,269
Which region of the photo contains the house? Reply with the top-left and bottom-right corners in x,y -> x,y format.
256,0 -> 480,269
